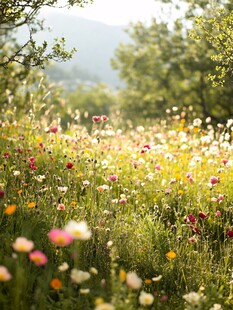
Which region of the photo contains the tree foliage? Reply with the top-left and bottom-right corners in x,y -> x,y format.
0,0 -> 93,68
190,7 -> 233,86
112,0 -> 233,122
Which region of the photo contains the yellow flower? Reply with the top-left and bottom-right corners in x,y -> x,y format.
95,298 -> 104,306
166,250 -> 177,259
119,269 -> 126,283
4,204 -> 16,215
178,190 -> 184,195
28,202 -> 35,209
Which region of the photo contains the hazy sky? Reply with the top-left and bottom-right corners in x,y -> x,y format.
59,0 -> 163,26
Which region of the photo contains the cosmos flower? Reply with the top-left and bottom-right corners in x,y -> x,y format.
48,229 -> 73,247
64,220 -> 91,240
0,266 -> 12,282
29,250 -> 48,266
12,237 -> 34,252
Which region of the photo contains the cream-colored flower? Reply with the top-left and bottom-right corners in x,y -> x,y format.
209,304 -> 222,310
64,220 -> 91,240
183,291 -> 201,305
58,262 -> 69,272
12,237 -> 34,252
95,303 -> 115,310
80,288 -> 90,294
139,291 -> 154,306
70,269 -> 90,284
89,267 -> 98,275
126,272 -> 142,290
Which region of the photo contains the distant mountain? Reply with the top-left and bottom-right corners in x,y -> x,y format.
35,11 -> 130,88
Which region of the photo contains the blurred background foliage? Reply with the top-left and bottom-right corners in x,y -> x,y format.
0,0 -> 233,125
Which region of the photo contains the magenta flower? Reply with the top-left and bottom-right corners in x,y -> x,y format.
92,116 -> 101,123
108,175 -> 118,182
210,176 -> 218,185
48,229 -> 73,247
101,115 -> 108,122
199,212 -> 208,219
184,214 -> 196,224
49,126 -> 58,133
29,250 -> 48,266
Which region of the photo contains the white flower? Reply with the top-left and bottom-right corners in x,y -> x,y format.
13,171 -> 20,176
183,291 -> 201,305
193,118 -> 202,127
152,275 -> 162,282
58,262 -> 69,272
34,175 -> 45,182
95,303 -> 115,310
70,269 -> 90,284
80,288 -> 90,294
209,304 -> 222,310
57,186 -> 68,193
139,291 -> 154,306
64,220 -> 91,240
126,272 -> 142,290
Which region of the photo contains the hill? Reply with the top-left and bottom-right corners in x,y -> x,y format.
36,11 -> 130,88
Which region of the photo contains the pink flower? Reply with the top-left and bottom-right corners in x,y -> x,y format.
140,144 -> 151,153
210,176 -> 218,185
221,158 -> 228,165
184,214 -> 196,224
92,116 -> 101,123
49,126 -> 58,133
199,212 -> 208,219
186,172 -> 192,178
48,229 -> 73,247
108,175 -> 118,182
0,189 -> 4,199
155,164 -> 161,171
0,266 -> 12,282
218,194 -> 224,203
29,250 -> 48,266
29,157 -> 35,163
101,115 -> 108,122
66,162 -> 73,169
57,203 -> 66,210
188,237 -> 197,243
119,198 -> 127,204
215,210 -> 221,217
12,237 -> 34,252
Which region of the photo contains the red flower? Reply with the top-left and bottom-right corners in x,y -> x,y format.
92,116 -> 101,123
184,214 -> 196,224
101,115 -> 108,122
66,162 -> 73,169
199,212 -> 208,219
0,190 -> 5,199
188,225 -> 201,235
3,152 -> 9,158
226,230 -> 233,238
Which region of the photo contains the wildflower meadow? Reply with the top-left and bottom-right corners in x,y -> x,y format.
0,107 -> 233,310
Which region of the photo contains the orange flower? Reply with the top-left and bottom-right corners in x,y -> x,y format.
119,269 -> 126,283
28,202 -> 35,209
166,250 -> 177,260
50,278 -> 62,290
4,205 -> 16,215
144,279 -> 152,284
18,190 -> 22,195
